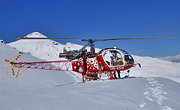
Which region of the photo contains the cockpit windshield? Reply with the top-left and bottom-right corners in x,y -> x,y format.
124,54 -> 134,64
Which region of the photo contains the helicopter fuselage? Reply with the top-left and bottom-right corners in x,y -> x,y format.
71,48 -> 139,81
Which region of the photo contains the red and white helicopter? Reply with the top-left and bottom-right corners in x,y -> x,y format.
5,37 -> 172,82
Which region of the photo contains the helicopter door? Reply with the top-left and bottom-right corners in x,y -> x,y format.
110,50 -> 123,66
102,49 -> 124,66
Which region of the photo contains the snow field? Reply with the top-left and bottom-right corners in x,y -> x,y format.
1,32 -> 180,110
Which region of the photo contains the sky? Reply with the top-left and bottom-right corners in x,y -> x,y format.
0,0 -> 180,57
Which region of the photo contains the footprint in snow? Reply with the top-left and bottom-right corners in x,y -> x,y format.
140,77 -> 174,110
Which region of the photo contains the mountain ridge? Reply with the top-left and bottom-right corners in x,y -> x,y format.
157,54 -> 180,63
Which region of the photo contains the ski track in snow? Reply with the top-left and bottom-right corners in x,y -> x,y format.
140,77 -> 174,110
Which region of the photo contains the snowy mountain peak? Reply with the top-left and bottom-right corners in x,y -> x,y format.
25,32 -> 47,38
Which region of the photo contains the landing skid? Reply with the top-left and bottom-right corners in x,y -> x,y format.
120,74 -> 129,79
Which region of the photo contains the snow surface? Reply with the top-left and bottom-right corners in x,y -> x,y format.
1,32 -> 180,110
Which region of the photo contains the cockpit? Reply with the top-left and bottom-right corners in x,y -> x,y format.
99,48 -> 134,67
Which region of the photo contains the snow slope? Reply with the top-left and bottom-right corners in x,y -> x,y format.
1,32 -> 180,110
0,41 -> 77,88
7,32 -> 65,61
131,55 -> 180,83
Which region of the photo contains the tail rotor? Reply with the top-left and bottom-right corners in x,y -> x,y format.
5,55 -> 21,76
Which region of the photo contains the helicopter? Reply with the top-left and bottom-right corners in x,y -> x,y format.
5,37 -> 172,82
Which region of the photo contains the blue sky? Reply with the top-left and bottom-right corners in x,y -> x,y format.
0,0 -> 180,57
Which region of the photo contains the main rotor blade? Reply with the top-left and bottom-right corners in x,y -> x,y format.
95,37 -> 172,42
17,37 -> 85,41
17,37 -> 172,42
